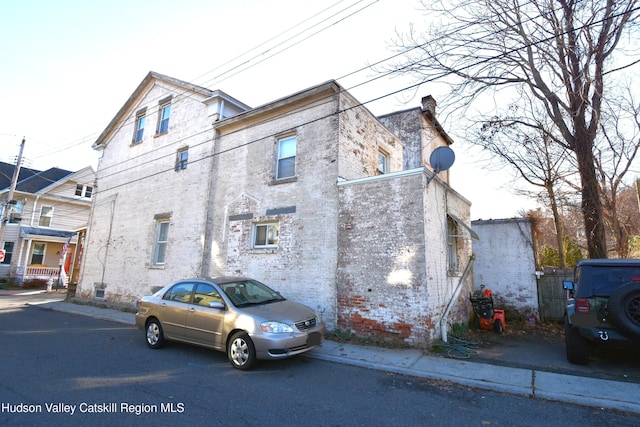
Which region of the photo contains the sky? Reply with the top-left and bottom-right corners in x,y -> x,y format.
0,0 -> 536,220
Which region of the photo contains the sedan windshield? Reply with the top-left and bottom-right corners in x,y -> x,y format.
219,280 -> 285,307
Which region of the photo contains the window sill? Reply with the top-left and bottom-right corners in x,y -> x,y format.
269,176 -> 297,186
154,132 -> 168,138
248,248 -> 278,254
149,265 -> 165,270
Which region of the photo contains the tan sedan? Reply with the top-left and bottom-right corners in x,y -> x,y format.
135,277 -> 325,370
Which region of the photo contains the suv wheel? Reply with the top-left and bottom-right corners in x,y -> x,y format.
607,282 -> 640,340
565,319 -> 590,365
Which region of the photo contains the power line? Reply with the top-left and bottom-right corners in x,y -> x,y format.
13,1 -> 638,205
91,4 -> 640,196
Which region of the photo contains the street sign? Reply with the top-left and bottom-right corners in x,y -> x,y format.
0,249 -> 5,263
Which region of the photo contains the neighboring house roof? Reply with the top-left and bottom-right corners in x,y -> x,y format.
0,162 -> 73,194
92,71 -> 225,150
20,226 -> 75,239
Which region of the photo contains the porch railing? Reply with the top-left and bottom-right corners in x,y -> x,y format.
22,266 -> 67,287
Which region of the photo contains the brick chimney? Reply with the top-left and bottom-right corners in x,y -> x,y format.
421,95 -> 436,117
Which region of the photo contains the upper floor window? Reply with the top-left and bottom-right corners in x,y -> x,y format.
377,150 -> 388,175
157,97 -> 172,135
39,206 -> 53,227
153,220 -> 170,266
253,223 -> 278,248
8,201 -> 23,223
175,147 -> 188,171
133,109 -> 146,143
75,184 -> 93,199
276,135 -> 296,180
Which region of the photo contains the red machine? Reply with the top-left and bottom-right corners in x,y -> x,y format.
470,285 -> 506,333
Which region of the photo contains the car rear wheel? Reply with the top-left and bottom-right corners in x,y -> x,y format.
228,332 -> 256,370
565,320 -> 590,365
607,282 -> 640,340
145,319 -> 165,349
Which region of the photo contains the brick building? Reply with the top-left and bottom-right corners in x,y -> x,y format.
77,72 -> 474,347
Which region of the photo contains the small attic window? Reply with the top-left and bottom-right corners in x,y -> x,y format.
75,184 -> 93,199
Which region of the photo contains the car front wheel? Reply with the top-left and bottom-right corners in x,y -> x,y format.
228,332 -> 256,370
145,319 -> 165,349
565,320 -> 589,365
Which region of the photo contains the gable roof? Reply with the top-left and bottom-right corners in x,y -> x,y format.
0,162 -> 73,194
92,71 -> 218,150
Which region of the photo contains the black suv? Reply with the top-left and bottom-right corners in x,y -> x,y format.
563,259 -> 640,364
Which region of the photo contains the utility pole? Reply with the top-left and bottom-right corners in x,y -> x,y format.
0,137 -> 26,253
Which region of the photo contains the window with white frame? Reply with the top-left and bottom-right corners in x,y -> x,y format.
9,201 -> 23,223
133,109 -> 146,143
39,206 -> 53,227
175,147 -> 188,171
253,223 -> 279,248
75,184 -> 93,199
377,150 -> 389,175
157,98 -> 171,134
153,220 -> 170,265
1,241 -> 14,264
447,216 -> 459,271
276,135 -> 296,179
31,243 -> 45,264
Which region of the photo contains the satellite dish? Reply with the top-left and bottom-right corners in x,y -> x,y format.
429,146 -> 455,174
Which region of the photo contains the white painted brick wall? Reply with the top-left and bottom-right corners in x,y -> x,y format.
472,218 -> 539,315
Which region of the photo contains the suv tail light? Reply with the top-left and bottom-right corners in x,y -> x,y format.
576,298 -> 590,313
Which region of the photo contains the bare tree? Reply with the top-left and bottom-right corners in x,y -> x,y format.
477,101 -> 574,266
389,0 -> 640,258
595,85 -> 640,257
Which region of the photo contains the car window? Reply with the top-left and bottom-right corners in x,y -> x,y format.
219,280 -> 285,307
163,283 -> 195,303
193,283 -> 224,307
578,266 -> 640,296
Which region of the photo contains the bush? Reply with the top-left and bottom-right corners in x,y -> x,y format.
21,279 -> 48,289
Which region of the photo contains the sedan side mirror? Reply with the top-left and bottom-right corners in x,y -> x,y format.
208,301 -> 225,310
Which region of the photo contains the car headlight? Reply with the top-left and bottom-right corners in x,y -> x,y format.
260,321 -> 294,333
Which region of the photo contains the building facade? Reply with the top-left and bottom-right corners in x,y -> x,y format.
472,218 -> 540,316
77,72 -> 474,347
0,163 -> 95,286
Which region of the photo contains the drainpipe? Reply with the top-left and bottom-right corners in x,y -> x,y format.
439,255 -> 474,343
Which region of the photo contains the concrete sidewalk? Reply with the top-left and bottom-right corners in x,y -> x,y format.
28,297 -> 640,415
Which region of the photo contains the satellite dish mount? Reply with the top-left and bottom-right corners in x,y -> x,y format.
427,146 -> 455,184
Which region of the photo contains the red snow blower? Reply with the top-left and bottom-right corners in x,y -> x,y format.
470,285 -> 506,333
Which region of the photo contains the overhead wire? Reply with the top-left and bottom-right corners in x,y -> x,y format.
87,0 -> 561,183
86,0 -> 545,181
11,1 -> 638,204
91,3 -> 640,195
16,0 -> 369,166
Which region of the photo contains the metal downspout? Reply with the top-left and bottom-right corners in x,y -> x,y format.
439,255 -> 474,343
